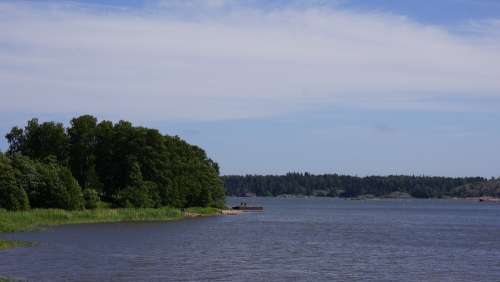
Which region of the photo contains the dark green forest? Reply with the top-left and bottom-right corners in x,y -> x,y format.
0,116 -> 224,211
223,173 -> 498,198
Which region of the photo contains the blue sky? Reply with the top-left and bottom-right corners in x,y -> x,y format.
69,0 -> 500,24
1,0 -> 500,176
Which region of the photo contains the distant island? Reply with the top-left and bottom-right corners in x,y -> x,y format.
0,115 -> 225,245
223,173 -> 500,199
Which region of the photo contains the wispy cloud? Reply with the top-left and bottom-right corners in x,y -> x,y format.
1,1 -> 499,121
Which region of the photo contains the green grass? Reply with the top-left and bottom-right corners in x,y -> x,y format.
0,207 -> 222,233
185,206 -> 221,215
0,206 -> 221,251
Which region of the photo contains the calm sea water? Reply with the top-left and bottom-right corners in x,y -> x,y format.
1,197 -> 500,281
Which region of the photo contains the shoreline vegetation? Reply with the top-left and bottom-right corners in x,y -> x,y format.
0,207 -> 221,233
0,206 -> 222,250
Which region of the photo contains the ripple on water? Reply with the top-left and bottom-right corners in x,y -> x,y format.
1,198 -> 500,281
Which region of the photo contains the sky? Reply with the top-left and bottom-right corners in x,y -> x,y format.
1,0 -> 500,177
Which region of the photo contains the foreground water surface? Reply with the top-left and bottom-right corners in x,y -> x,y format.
1,197 -> 500,281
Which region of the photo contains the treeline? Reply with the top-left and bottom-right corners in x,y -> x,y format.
451,179 -> 500,198
223,173 -> 491,198
0,115 -> 224,211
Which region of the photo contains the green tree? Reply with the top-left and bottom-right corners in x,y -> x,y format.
6,118 -> 69,163
117,162 -> 159,208
68,115 -> 98,188
5,116 -> 226,209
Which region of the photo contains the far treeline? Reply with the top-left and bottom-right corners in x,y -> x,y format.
0,115 -> 224,211
223,173 -> 500,198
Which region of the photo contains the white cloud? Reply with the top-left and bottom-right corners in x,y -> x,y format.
1,1 -> 500,121
158,0 -> 230,9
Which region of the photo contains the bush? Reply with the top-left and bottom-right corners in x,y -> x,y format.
116,163 -> 160,208
9,154 -> 84,210
0,184 -> 30,211
0,154 -> 30,211
117,181 -> 159,208
9,154 -> 43,203
57,167 -> 85,210
83,188 -> 100,209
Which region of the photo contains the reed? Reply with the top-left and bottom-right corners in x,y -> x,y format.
0,207 -> 219,233
0,239 -> 33,250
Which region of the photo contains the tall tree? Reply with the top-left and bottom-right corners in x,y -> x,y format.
6,118 -> 69,163
68,115 -> 98,188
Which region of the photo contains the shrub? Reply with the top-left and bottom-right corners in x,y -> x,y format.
0,154 -> 30,211
117,181 -> 159,208
9,154 -> 84,210
9,155 -> 41,200
116,163 -> 160,208
83,188 -> 100,209
0,184 -> 30,211
57,166 -> 84,210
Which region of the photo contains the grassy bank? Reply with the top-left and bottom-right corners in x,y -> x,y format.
184,207 -> 220,215
0,207 -> 220,233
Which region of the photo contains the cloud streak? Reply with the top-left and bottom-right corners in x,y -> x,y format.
1,1 -> 500,120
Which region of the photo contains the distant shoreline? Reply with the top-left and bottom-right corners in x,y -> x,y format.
229,194 -> 500,201
223,174 -> 500,199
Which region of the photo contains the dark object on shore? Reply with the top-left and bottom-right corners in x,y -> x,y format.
478,197 -> 500,203
232,202 -> 263,211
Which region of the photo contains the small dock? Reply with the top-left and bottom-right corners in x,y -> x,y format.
221,209 -> 242,215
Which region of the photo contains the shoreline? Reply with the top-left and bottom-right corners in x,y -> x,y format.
0,207 -> 223,233
0,207 -> 225,250
229,195 -> 500,201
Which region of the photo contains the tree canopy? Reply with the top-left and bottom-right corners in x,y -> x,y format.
0,115 -> 224,210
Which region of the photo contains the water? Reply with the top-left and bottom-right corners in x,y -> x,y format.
1,198 -> 500,281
